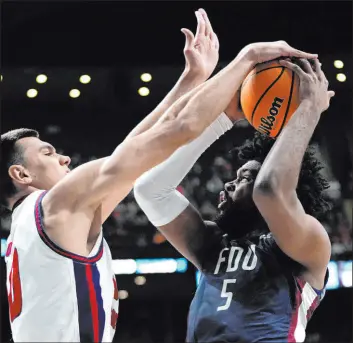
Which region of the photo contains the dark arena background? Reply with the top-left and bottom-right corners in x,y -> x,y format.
1,2 -> 352,343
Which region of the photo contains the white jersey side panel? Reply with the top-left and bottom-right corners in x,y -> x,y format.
5,190 -> 119,342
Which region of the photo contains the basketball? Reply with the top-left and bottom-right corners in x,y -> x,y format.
240,61 -> 300,139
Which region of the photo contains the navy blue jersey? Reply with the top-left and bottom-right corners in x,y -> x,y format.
187,233 -> 328,343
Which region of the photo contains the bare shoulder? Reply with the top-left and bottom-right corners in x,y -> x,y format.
40,159 -> 107,255
40,189 -> 102,256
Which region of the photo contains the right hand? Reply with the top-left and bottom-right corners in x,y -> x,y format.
279,58 -> 335,113
242,40 -> 318,65
181,9 -> 219,82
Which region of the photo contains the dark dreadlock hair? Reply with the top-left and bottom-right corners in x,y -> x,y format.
231,132 -> 331,219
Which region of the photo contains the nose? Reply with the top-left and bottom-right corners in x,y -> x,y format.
60,154 -> 71,167
225,181 -> 235,192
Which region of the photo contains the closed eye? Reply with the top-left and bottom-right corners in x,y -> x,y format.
40,144 -> 56,156
240,175 -> 252,182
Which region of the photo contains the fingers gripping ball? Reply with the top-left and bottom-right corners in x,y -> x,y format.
240,61 -> 300,138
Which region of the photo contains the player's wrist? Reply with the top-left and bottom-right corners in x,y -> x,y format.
236,45 -> 260,68
180,69 -> 206,88
298,98 -> 323,117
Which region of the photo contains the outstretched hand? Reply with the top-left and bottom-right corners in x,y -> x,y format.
243,40 -> 318,65
181,8 -> 219,81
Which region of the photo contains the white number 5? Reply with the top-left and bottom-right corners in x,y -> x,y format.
217,279 -> 236,311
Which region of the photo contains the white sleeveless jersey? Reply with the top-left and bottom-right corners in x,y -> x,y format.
5,190 -> 119,342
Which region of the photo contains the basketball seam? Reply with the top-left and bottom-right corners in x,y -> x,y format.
241,66 -> 283,90
274,70 -> 295,139
250,67 -> 285,125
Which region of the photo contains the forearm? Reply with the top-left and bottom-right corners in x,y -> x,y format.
102,52 -> 254,192
125,72 -> 204,139
160,52 -> 254,135
134,112 -> 233,226
255,100 -> 321,193
135,113 -> 233,192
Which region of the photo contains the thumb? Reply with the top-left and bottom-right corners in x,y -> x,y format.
328,90 -> 335,98
181,28 -> 195,51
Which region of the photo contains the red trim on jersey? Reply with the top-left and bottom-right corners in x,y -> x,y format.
306,295 -> 319,321
85,265 -> 100,342
113,277 -> 119,300
111,309 -> 119,330
6,242 -> 13,257
111,276 -> 119,329
296,278 -> 306,290
287,279 -> 305,342
34,191 -> 104,264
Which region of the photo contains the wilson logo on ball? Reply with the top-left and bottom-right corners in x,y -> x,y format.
258,97 -> 284,136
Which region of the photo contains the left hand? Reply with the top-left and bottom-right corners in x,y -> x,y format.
279,58 -> 335,113
242,40 -> 318,65
181,9 -> 219,82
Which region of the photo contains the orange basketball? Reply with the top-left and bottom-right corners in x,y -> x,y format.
240,61 -> 300,139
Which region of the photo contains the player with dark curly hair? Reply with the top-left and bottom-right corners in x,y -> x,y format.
134,57 -> 334,343
233,132 -> 330,219
213,131 -> 331,241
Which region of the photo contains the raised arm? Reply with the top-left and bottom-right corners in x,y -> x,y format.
252,58 -> 334,287
134,56 -> 322,270
42,41 -> 317,249
134,112 -> 237,269
99,9 -> 220,221
45,47 -> 255,212
125,9 -> 219,140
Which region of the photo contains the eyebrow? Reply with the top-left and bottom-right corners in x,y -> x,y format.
39,143 -> 56,152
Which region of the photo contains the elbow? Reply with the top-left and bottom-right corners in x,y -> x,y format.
253,171 -> 296,205
253,172 -> 279,200
133,184 -> 149,206
134,177 -> 154,200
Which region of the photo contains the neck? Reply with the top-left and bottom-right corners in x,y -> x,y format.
7,187 -> 38,211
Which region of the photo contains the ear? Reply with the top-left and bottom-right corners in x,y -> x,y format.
8,165 -> 33,186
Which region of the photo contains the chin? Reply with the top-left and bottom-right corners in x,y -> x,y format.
233,195 -> 254,209
214,197 -> 264,240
